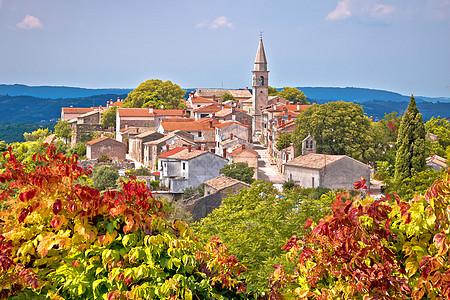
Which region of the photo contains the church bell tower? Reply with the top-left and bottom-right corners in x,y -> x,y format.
252,34 -> 269,136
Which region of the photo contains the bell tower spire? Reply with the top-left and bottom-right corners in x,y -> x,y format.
252,34 -> 269,138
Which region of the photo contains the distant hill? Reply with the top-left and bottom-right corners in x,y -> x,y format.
0,94 -> 128,123
0,84 -> 132,99
298,87 -> 450,103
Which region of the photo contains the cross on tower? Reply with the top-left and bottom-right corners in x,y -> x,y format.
259,31 -> 263,39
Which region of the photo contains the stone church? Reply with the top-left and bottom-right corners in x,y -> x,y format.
251,36 -> 269,139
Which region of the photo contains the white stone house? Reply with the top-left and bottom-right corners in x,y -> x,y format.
283,153 -> 371,190
158,147 -> 228,193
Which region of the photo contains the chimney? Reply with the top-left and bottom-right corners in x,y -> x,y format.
213,94 -> 216,102
245,86 -> 248,90
149,105 -> 154,114
230,133 -> 233,140
188,145 -> 192,152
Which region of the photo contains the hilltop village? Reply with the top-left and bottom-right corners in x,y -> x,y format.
58,37 -> 448,220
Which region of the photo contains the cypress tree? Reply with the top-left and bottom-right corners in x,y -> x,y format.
394,95 -> 426,181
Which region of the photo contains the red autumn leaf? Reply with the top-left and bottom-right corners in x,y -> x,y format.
50,217 -> 62,229
72,260 -> 80,268
304,218 -> 313,229
53,199 -> 62,215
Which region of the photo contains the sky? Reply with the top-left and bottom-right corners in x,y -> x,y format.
0,0 -> 449,97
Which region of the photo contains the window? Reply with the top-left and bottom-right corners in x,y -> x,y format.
182,162 -> 186,170
259,76 -> 265,86
289,173 -> 293,182
198,132 -> 202,137
312,177 -> 314,188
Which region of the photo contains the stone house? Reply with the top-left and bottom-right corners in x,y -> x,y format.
143,131 -> 196,170
192,103 -> 230,120
214,107 -> 253,138
86,136 -> 127,161
283,153 -> 371,190
227,145 -> 259,180
128,131 -> 164,164
158,147 -> 228,194
61,107 -> 98,121
214,121 -> 250,156
185,93 -> 217,113
69,110 -> 103,147
181,175 -> 250,221
157,118 -> 218,152
115,106 -> 186,137
426,154 -> 448,171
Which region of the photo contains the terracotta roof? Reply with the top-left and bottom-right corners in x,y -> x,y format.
215,121 -> 249,128
157,147 -> 186,158
275,119 -> 296,130
284,153 -> 347,169
265,104 -> 311,113
161,117 -> 195,123
214,107 -> 248,117
229,145 -> 259,157
273,111 -> 299,118
118,108 -> 186,117
160,119 -> 218,131
120,127 -> 154,135
169,149 -> 209,160
193,103 -> 231,113
427,155 -> 448,168
144,131 -> 195,146
190,96 -> 216,103
151,172 -> 160,176
62,107 -> 95,114
204,175 -> 250,191
86,136 -> 124,146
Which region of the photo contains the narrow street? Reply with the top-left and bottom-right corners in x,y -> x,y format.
253,143 -> 284,190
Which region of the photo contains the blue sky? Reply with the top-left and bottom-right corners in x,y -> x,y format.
0,0 -> 449,97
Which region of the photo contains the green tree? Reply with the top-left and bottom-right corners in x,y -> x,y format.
91,165 -> 119,191
54,120 -> 72,144
425,116 -> 450,158
101,106 -> 117,128
67,142 -> 86,159
268,86 -> 279,96
192,181 -> 333,291
294,101 -> 374,163
23,128 -> 52,142
278,87 -> 309,104
122,79 -> 186,109
275,132 -> 294,151
371,112 -> 401,169
220,162 -> 254,184
221,92 -> 236,102
394,95 -> 426,182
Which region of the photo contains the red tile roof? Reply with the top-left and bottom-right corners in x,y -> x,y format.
157,147 -> 186,158
86,136 -> 124,146
229,145 -> 259,157
189,96 -> 216,103
193,103 -> 231,113
118,108 -> 186,117
160,118 -> 218,131
215,121 -> 249,128
62,107 -> 95,114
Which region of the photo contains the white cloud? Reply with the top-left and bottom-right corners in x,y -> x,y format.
326,0 -> 353,21
16,15 -> 43,30
196,16 -> 233,29
326,0 -> 395,22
